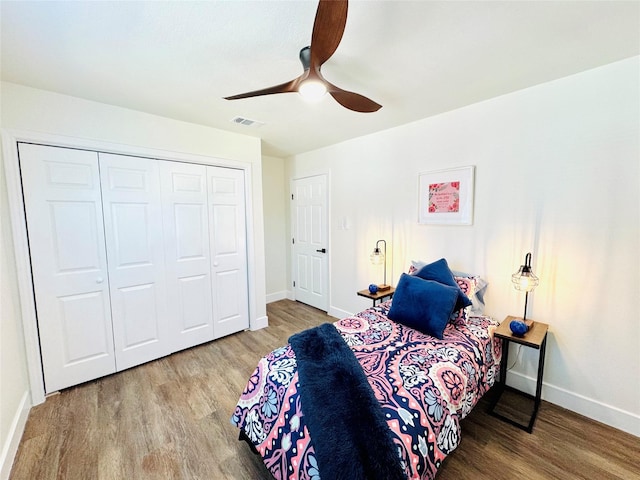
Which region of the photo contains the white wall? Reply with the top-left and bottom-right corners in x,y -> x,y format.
262,155 -> 289,302
287,57 -> 640,437
0,82 -> 267,476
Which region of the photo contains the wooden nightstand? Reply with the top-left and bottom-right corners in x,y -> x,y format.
488,316 -> 549,433
357,287 -> 395,307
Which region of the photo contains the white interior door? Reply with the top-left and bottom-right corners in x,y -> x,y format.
292,175 -> 329,311
19,144 -> 116,392
99,153 -> 171,370
208,166 -> 249,338
160,160 -> 214,351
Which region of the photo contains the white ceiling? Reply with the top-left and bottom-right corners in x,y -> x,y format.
2,1 -> 639,157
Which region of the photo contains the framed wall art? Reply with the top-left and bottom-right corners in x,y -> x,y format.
418,166 -> 475,225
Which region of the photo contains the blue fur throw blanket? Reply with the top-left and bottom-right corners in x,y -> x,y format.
289,323 -> 405,480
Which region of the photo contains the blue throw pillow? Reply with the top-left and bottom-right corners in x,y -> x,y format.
415,258 -> 472,311
388,273 -> 459,339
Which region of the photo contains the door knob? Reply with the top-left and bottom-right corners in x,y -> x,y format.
316,248 -> 327,253
213,262 -> 219,267
96,277 -> 104,284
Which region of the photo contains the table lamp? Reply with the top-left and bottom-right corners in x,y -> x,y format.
511,252 -> 539,328
370,239 -> 391,291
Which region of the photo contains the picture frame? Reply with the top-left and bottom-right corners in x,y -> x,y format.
418,166 -> 475,225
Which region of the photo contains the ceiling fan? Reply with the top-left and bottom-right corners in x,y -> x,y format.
224,0 -> 381,113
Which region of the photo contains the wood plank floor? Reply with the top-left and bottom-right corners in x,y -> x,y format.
10,300 -> 640,479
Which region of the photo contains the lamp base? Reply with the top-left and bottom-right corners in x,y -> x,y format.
377,284 -> 391,291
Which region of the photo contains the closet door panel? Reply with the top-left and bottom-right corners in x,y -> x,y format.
18,144 -> 116,392
208,167 -> 250,338
160,161 -> 214,351
118,283 -> 159,346
99,153 -> 171,369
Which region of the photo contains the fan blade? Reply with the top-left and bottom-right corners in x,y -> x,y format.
327,82 -> 382,112
224,76 -> 303,100
310,0 -> 348,69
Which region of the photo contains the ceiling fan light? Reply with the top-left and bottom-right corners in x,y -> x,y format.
298,80 -> 327,102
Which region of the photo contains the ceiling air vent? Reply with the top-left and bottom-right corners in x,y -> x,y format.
230,116 -> 264,128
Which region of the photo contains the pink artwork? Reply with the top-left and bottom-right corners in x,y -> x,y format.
428,181 -> 460,213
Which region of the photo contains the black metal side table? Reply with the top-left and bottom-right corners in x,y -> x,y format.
488,316 -> 549,433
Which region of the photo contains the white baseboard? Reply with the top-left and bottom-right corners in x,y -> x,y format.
1,391 -> 30,480
328,306 -> 353,320
250,315 -> 269,331
265,291 -> 288,304
506,370 -> 639,437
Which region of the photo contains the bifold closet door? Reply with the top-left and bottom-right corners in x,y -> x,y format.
19,145 -> 251,392
19,144 -> 116,392
208,166 -> 250,338
99,153 -> 171,370
160,161 -> 214,351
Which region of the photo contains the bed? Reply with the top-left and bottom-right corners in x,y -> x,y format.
231,260 -> 502,480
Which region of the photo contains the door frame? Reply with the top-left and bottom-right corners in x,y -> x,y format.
2,128 -> 259,404
290,172 -> 331,312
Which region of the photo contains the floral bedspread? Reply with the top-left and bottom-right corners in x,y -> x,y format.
231,302 -> 502,480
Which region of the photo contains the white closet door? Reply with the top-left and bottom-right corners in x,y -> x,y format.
19,144 -> 116,392
292,175 -> 329,311
99,153 -> 171,370
160,161 -> 214,351
208,166 -> 250,338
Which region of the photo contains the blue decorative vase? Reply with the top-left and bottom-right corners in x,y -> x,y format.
509,319 -> 528,336
368,284 -> 378,294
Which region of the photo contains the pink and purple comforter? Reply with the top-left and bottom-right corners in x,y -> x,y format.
231,302 -> 502,479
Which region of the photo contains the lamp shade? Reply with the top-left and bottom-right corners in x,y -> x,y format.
370,248 -> 385,265
511,252 -> 539,292
512,267 -> 539,292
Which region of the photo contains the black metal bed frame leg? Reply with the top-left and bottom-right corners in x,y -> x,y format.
238,430 -> 260,455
